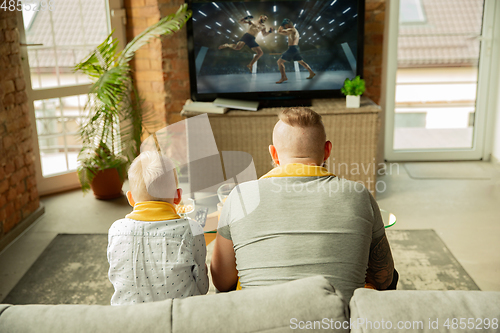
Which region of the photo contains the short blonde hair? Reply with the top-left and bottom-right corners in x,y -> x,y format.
279,107 -> 322,126
278,107 -> 326,139
128,151 -> 179,203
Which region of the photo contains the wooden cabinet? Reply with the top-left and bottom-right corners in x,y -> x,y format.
182,97 -> 381,195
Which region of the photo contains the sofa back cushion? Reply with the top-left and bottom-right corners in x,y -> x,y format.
350,288 -> 500,333
172,275 -> 349,333
0,276 -> 346,333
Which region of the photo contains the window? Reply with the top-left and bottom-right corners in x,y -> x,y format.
399,0 -> 426,24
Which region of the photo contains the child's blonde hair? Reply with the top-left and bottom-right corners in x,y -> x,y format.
128,151 -> 179,203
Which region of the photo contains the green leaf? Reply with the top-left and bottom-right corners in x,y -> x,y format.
341,75 -> 366,96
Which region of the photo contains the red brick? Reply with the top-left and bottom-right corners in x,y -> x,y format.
26,175 -> 36,189
0,165 -> 4,181
0,208 -> 5,224
15,91 -> 27,104
3,92 -> 14,106
27,164 -> 35,176
0,194 -> 6,209
14,78 -> 25,91
4,160 -> 14,175
24,151 -> 34,165
6,17 -> 17,30
3,212 -> 21,234
7,187 -> 17,201
29,187 -> 38,201
4,201 -> 14,218
2,80 -> 15,94
8,53 -> 21,66
21,191 -> 29,205
0,179 -> 8,194
29,199 -> 39,211
14,155 -> 25,169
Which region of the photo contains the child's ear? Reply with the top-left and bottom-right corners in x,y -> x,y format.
173,188 -> 182,205
126,191 -> 135,207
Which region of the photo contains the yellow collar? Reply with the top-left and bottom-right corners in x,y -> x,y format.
126,201 -> 181,221
260,163 -> 335,179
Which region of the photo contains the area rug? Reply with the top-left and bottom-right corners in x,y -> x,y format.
404,162 -> 496,180
3,230 -> 478,305
386,229 -> 479,291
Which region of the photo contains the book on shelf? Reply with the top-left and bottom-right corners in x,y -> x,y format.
182,101 -> 228,114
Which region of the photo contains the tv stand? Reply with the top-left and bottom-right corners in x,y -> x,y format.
258,98 -> 312,108
181,97 -> 381,195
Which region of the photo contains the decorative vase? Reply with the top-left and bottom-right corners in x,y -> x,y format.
346,95 -> 360,108
90,168 -> 124,200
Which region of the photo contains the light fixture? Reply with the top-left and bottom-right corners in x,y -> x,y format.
199,11 -> 207,17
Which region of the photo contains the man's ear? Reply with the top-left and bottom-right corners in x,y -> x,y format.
173,188 -> 182,205
126,191 -> 135,207
269,145 -> 279,166
323,141 -> 332,161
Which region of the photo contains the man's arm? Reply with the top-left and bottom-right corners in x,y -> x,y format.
365,233 -> 394,290
210,233 -> 238,292
240,17 -> 252,25
261,26 -> 274,36
277,26 -> 292,35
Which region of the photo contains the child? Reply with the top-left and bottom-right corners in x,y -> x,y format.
107,151 -> 208,305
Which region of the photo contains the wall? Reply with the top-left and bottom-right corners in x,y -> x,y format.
124,0 -> 189,128
0,9 -> 40,249
125,0 -> 386,125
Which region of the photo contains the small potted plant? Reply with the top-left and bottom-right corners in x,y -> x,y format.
341,75 -> 366,108
75,4 -> 192,199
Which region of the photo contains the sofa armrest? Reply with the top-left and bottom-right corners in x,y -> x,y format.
350,288 -> 500,333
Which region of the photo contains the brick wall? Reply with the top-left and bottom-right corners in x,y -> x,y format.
0,9 -> 40,244
124,0 -> 188,128
126,0 -> 386,123
364,0 -> 385,105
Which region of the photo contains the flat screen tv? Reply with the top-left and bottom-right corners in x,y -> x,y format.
186,0 -> 364,106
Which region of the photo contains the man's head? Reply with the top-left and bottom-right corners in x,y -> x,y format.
259,15 -> 268,23
281,18 -> 293,28
269,107 -> 332,167
127,151 -> 182,206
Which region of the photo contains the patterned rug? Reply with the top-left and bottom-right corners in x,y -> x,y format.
2,230 -> 478,305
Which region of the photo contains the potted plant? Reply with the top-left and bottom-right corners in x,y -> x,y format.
75,4 -> 192,199
341,75 -> 366,108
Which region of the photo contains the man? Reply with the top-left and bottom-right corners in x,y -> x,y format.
218,15 -> 273,72
276,18 -> 315,84
211,107 -> 396,300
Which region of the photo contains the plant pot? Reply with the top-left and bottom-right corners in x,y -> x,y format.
346,95 -> 360,108
90,168 -> 124,200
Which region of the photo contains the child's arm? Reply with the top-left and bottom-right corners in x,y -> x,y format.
192,233 -> 209,295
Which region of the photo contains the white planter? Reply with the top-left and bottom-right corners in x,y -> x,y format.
346,95 -> 360,108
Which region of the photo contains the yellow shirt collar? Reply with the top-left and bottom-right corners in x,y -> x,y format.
126,201 -> 181,221
260,163 -> 335,179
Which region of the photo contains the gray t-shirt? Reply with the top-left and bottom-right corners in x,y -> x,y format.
217,176 -> 385,299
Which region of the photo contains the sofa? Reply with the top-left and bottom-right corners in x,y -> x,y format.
1,276 -> 499,333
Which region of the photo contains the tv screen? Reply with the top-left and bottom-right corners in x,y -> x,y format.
186,0 -> 364,104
